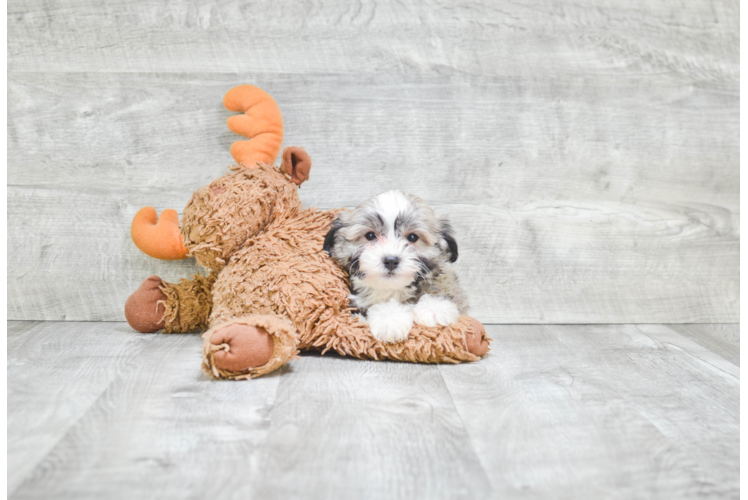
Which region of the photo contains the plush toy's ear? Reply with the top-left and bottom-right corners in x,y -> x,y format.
440,220 -> 458,263
281,147 -> 311,186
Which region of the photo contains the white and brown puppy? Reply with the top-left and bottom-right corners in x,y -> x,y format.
324,190 -> 468,343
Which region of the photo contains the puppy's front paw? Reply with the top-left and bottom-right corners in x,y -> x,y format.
367,299 -> 414,343
413,294 -> 460,327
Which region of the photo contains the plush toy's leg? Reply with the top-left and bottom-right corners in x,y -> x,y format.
404,315 -> 491,362
160,273 -> 215,333
125,276 -> 167,333
463,317 -> 490,357
202,314 -> 300,380
310,313 -> 491,364
124,273 -> 215,333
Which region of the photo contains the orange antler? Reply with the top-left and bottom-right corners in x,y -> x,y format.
131,207 -> 189,260
223,85 -> 284,167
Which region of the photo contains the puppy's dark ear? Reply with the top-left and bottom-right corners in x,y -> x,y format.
323,218 -> 342,256
440,221 -> 458,263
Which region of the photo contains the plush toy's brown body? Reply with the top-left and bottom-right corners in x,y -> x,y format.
125,85 -> 490,380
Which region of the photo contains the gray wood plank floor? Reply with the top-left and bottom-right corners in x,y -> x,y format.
7,0 -> 739,323
8,321 -> 739,499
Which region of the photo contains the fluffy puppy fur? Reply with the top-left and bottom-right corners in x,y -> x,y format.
324,190 -> 468,343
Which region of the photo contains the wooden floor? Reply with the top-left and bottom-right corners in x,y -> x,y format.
8,321 -> 739,499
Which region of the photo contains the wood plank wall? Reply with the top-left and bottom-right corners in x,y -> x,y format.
8,0 -> 739,323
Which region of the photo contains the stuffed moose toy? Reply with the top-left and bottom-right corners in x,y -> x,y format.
125,85 -> 490,379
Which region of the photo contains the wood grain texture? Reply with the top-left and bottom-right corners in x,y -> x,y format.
8,321 -> 739,499
7,0 -> 739,76
253,355 -> 492,500
739,195 -> 748,325
8,321 -> 282,499
667,323 -> 740,366
439,324 -> 739,499
7,0 -> 739,322
740,402 -> 748,498
7,321 -> 151,494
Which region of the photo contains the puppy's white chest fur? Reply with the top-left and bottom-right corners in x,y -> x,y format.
364,299 -> 414,343
348,278 -> 414,312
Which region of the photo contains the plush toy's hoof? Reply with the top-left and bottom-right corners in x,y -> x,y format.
210,324 -> 274,372
464,318 -> 490,357
125,275 -> 167,333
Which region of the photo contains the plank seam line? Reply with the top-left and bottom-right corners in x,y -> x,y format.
435,364 -> 495,494
7,332 -> 159,497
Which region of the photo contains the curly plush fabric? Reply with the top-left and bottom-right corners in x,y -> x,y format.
208,204 -> 484,366
139,163 -> 490,379
181,164 -> 300,273
160,273 -> 215,333
126,85 -> 491,380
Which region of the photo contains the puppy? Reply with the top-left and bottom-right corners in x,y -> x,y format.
324,190 -> 468,343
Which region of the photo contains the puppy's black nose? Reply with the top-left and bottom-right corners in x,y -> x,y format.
383,256 -> 400,271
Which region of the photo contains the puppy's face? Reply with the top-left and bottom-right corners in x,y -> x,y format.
324,190 -> 458,292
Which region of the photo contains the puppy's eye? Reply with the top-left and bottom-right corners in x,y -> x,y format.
365,232 -> 377,241
407,233 -> 419,243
